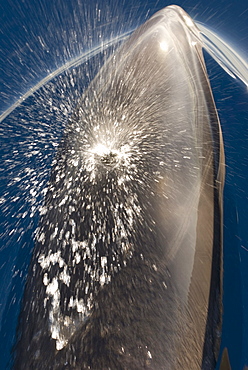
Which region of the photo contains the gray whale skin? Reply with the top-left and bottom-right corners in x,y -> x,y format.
14,5 -> 225,370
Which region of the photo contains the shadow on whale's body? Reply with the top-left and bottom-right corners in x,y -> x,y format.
14,5 -> 225,369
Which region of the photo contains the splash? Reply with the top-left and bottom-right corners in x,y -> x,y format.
0,3 -> 247,369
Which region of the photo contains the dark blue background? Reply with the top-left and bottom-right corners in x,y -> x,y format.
0,0 -> 247,369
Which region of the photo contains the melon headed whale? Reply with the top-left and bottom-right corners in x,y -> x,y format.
14,5 -> 225,369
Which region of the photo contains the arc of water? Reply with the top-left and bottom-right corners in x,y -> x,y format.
0,23 -> 247,124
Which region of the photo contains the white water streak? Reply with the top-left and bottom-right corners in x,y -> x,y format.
0,31 -> 132,123
196,22 -> 248,87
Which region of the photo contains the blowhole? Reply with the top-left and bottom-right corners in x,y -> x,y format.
100,151 -> 118,168
84,143 -> 131,178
